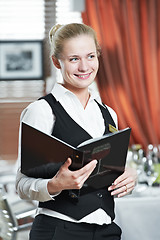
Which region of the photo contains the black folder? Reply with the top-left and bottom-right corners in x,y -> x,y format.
21,122 -> 131,191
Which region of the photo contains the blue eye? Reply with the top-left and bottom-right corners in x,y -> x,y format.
70,57 -> 78,62
88,55 -> 95,59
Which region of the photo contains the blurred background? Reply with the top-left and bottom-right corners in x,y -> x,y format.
0,0 -> 160,240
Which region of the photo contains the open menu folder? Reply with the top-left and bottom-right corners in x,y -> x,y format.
21,122 -> 131,192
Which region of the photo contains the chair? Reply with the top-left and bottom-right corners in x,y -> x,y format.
0,185 -> 36,240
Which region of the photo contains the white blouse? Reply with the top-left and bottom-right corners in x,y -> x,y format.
16,83 -> 118,225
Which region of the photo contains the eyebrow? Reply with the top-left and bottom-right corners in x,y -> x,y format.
87,52 -> 96,55
68,55 -> 79,58
68,52 -> 96,58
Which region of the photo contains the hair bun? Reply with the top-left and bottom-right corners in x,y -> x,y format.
49,24 -> 62,43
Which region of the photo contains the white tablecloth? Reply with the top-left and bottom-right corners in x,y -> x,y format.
115,186 -> 160,240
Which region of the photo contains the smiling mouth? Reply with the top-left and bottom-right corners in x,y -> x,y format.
74,73 -> 91,79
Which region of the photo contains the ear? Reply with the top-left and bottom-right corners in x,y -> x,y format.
52,56 -> 61,69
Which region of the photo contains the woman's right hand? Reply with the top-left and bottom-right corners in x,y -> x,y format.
47,158 -> 97,195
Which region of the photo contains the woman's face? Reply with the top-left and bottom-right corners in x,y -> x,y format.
57,34 -> 99,92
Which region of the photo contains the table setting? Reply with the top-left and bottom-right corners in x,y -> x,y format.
115,144 -> 160,240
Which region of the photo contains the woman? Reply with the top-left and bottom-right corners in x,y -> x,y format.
16,23 -> 137,240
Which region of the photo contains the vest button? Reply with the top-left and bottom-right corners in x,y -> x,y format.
97,193 -> 103,198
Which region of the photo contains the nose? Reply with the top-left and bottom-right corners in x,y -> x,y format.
78,59 -> 89,72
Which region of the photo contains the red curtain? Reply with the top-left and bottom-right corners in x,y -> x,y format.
82,0 -> 160,148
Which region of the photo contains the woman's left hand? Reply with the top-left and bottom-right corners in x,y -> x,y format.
108,167 -> 137,198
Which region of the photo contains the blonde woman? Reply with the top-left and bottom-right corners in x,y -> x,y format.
16,23 -> 137,240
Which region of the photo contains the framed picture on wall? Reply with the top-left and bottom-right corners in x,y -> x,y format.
0,40 -> 44,80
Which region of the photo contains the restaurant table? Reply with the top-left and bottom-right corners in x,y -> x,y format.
114,185 -> 160,240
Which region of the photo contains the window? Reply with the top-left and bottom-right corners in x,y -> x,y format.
0,0 -> 45,40
0,0 -> 84,96
55,0 -> 82,24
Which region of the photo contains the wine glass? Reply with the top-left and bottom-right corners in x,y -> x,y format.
130,145 -> 146,183
144,145 -> 159,191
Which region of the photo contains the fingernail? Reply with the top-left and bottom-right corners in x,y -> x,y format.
108,187 -> 111,191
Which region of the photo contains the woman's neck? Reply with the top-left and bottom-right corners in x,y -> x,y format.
71,89 -> 90,109
79,91 -> 90,109
61,83 -> 90,109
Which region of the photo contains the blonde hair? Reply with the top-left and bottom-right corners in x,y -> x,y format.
49,23 -> 101,59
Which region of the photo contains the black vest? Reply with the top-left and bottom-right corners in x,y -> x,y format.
39,93 -> 116,221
